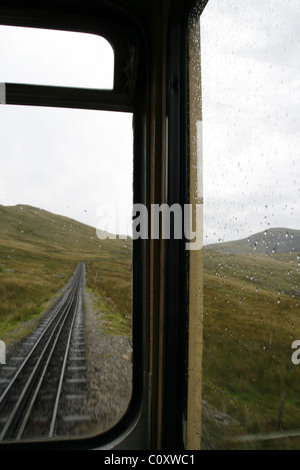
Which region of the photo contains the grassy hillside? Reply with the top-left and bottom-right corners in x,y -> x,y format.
0,204 -> 132,346
2,206 -> 299,448
202,231 -> 300,449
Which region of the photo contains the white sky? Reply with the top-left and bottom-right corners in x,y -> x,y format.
201,0 -> 300,244
0,1 -> 299,243
0,26 -> 133,235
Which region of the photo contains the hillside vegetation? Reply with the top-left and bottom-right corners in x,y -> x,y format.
1,204 -> 299,448
0,204 -> 132,346
202,228 -> 300,449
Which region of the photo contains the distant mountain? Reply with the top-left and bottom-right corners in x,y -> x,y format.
0,204 -> 123,251
0,205 -> 132,346
207,227 -> 300,256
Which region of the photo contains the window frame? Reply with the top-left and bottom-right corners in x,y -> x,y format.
161,0 -> 208,450
0,0 -> 210,451
0,1 -> 147,451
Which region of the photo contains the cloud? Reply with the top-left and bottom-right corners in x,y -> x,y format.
0,105 -> 133,234
200,0 -> 300,243
0,25 -> 114,89
0,24 -> 133,235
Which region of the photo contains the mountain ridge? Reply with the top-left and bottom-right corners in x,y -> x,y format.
207,227 -> 300,255
0,203 -> 126,254
1,205 -> 298,256
0,203 -> 132,344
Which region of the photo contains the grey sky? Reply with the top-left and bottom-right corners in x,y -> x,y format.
0,2 -> 299,244
201,0 -> 300,244
0,26 -> 133,235
0,25 -> 114,88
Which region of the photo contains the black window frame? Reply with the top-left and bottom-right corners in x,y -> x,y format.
0,0 -> 210,451
0,0 -> 147,451
162,0 -> 208,450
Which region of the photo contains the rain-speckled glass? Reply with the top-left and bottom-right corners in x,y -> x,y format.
199,0 -> 300,449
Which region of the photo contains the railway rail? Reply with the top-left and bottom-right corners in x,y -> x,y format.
0,262 -> 88,441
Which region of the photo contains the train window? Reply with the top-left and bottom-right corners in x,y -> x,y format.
200,0 -> 300,449
0,102 -> 133,441
0,25 -> 114,89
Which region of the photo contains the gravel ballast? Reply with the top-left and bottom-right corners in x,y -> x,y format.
80,289 -> 133,437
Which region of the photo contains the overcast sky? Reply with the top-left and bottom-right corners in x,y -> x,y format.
201,0 -> 300,244
0,26 -> 133,235
0,1 -> 299,243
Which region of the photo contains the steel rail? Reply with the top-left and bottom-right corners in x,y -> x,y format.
0,268 -> 79,406
15,289 -> 78,441
48,291 -> 80,438
0,282 -> 77,440
0,263 -> 84,441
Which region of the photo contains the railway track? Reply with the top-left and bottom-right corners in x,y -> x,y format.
0,262 -> 89,442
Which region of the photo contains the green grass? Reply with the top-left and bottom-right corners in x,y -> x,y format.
202,247 -> 300,449
2,204 -> 300,448
87,286 -> 131,337
0,204 -> 132,348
